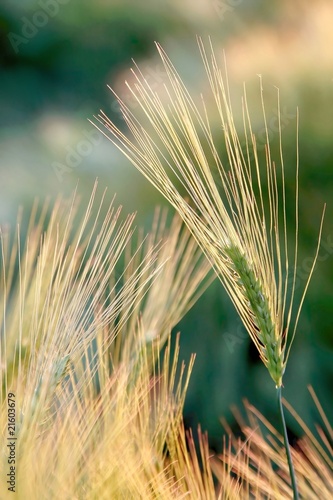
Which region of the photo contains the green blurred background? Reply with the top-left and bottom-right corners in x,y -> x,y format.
1,0 -> 332,449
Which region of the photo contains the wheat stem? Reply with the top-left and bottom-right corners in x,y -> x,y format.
277,386 -> 299,499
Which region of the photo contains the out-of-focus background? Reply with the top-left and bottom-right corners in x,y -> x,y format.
1,0 -> 332,448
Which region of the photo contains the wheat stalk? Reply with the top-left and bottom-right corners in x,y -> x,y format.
93,38 -> 326,498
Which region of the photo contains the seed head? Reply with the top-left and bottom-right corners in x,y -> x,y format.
94,39 -> 325,386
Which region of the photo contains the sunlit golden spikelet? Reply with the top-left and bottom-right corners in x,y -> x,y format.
166,423 -> 243,499
0,184 -> 161,496
0,185 -> 213,499
94,38 -> 325,386
1,332 -> 195,499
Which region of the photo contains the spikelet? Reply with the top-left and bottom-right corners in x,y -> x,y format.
94,39 -> 325,386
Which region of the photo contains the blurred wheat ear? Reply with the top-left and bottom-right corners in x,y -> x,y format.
0,182 -> 215,498
0,182 -> 159,434
93,38 -> 326,498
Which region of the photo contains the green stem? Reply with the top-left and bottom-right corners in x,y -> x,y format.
277,386 -> 299,499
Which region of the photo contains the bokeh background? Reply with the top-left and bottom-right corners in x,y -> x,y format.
1,0 -> 332,450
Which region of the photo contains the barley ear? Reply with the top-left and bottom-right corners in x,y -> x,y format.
225,243 -> 284,386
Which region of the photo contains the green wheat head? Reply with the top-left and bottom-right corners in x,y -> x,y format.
94,38 -> 325,387
225,243 -> 283,384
